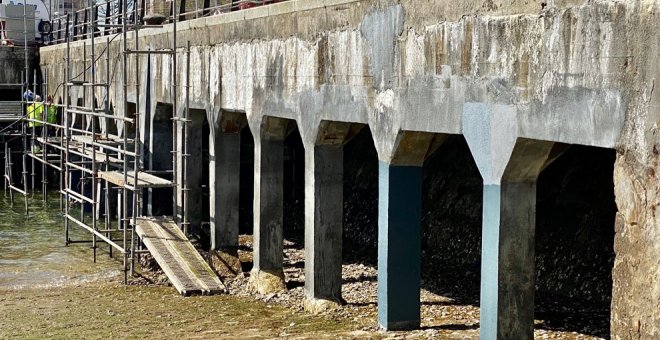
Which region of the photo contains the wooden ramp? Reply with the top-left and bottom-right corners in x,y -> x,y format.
135,217 -> 226,296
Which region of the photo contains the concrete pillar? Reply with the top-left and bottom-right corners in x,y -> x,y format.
377,131 -> 441,330
462,103 -> 556,340
377,161 -> 422,330
480,180 -> 538,339
209,128 -> 242,275
186,110 -> 205,235
303,121 -> 352,312
248,116 -> 293,294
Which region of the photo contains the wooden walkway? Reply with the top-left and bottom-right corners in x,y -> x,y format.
99,170 -> 173,188
135,217 -> 226,296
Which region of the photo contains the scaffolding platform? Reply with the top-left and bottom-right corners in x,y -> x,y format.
29,152 -> 62,160
72,134 -> 133,145
76,147 -> 123,164
98,170 -> 173,188
135,217 -> 225,296
36,136 -> 63,144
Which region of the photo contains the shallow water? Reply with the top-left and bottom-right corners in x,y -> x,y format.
0,192 -> 120,289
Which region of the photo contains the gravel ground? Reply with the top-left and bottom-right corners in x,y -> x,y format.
213,235 -> 608,339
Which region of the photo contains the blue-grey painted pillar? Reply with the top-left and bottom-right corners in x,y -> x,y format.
481,180 -> 538,339
462,103 -> 555,340
377,161 -> 423,330
376,131 -> 439,330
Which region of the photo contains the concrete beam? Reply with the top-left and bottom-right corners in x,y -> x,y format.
391,131 -> 447,166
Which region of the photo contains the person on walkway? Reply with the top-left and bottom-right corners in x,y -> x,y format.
27,95 -> 44,153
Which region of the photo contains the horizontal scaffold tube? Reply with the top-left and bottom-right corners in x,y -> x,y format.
66,214 -> 126,253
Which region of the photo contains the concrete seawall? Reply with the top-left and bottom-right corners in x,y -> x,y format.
39,0 -> 660,338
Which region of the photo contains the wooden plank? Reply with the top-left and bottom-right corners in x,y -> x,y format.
159,223 -> 225,294
153,218 -> 225,294
135,217 -> 225,296
149,221 -> 214,295
135,220 -> 200,295
71,134 -> 132,145
98,170 -> 173,188
36,136 -> 64,144
72,146 -> 122,164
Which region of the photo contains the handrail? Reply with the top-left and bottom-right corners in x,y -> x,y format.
41,0 -> 290,45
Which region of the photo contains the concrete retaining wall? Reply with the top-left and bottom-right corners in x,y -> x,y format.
39,0 -> 660,337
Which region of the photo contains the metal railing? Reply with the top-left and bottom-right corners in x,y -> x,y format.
46,0 -> 289,45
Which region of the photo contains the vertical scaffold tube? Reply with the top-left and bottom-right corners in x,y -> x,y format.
64,19 -> 71,245
122,0 -> 129,285
172,0 -> 178,228
90,4 -> 98,264
130,0 -> 141,276
182,40 -> 190,236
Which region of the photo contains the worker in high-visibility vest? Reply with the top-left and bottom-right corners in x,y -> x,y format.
27,95 -> 44,153
46,95 -> 58,136
27,95 -> 45,128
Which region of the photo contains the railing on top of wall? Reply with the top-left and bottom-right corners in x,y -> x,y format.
46,0 -> 288,46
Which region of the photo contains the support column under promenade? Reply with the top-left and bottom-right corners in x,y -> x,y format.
462,103 -> 557,339
480,179 -> 539,339
209,126 -> 242,275
303,121 -> 352,313
377,131 -> 441,330
248,117 -> 292,294
187,111 -> 205,235
377,161 -> 422,330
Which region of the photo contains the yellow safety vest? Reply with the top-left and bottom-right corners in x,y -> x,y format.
27,103 -> 44,127
47,104 -> 58,124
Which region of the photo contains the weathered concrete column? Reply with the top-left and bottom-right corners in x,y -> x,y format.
377,131 -> 442,330
186,110 -> 205,235
209,112 -> 246,276
303,121 -> 352,313
463,103 -> 556,340
248,117 -> 293,294
209,131 -> 241,273
480,180 -> 537,339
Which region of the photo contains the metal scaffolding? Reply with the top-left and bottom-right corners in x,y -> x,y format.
20,0 -> 189,283
1,1 -> 37,214
3,0 -> 286,286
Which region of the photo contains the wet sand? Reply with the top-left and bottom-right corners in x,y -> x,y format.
0,194 -> 370,338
